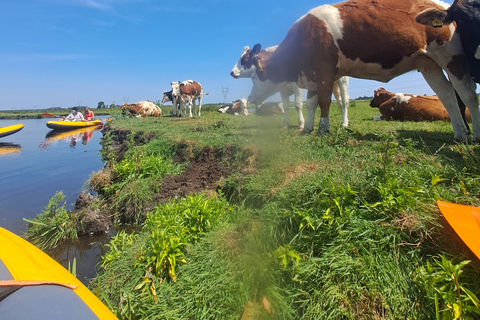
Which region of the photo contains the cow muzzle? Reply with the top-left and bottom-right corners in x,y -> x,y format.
230,70 -> 239,79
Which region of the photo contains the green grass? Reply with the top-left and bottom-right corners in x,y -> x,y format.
88,101 -> 480,318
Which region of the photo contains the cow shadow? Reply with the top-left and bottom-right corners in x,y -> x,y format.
351,128 -> 479,165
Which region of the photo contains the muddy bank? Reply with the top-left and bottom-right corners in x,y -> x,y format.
74,127 -> 240,235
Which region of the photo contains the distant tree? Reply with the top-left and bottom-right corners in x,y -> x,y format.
109,102 -> 116,108
97,101 -> 106,109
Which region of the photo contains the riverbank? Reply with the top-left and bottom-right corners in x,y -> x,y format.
26,101 -> 480,319
0,108 -> 112,119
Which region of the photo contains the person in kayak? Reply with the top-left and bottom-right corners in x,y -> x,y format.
84,107 -> 94,121
63,107 -> 84,122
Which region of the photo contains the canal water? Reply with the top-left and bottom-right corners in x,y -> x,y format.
0,116 -> 112,284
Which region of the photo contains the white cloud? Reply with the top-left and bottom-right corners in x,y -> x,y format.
83,0 -> 110,10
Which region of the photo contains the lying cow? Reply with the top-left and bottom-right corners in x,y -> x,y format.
230,45 -> 349,130
217,98 -> 249,115
170,80 -> 208,118
255,102 -> 284,116
123,101 -> 162,117
370,88 -> 471,122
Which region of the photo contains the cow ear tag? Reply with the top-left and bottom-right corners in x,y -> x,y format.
432,18 -> 443,28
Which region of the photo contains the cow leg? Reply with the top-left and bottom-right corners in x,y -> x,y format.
419,59 -> 470,141
280,90 -> 291,129
455,91 -> 471,134
302,90 -> 317,134
188,98 -> 193,118
335,76 -> 349,128
450,79 -> 479,141
294,85 -> 304,130
172,96 -> 177,117
316,82 -> 334,136
198,95 -> 202,117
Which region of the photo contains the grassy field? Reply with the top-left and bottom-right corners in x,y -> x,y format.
28,100 -> 480,319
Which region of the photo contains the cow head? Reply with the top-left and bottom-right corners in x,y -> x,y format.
416,0 -> 480,82
162,90 -> 173,104
370,88 -> 394,108
230,44 -> 262,79
170,81 -> 181,97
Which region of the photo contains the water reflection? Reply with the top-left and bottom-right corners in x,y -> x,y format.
0,142 -> 22,157
39,127 -> 102,149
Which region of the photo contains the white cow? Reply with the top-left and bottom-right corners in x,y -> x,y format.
231,45 -> 349,130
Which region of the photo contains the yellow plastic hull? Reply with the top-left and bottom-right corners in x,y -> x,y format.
0,227 -> 118,320
0,124 -> 24,138
46,119 -> 103,130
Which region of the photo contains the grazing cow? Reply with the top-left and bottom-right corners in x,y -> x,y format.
416,0 -> 480,84
370,87 -> 472,122
255,102 -> 284,117
161,90 -> 182,117
217,98 -> 249,115
123,101 -> 162,117
170,80 -> 207,118
230,45 -> 350,130
249,0 -> 480,142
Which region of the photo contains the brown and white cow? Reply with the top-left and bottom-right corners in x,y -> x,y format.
217,98 -> 249,115
250,0 -> 480,142
370,87 -> 472,122
255,102 -> 284,117
230,45 -> 350,130
171,80 -> 207,118
123,101 -> 162,117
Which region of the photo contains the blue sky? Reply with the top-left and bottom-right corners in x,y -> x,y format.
0,0 -> 448,110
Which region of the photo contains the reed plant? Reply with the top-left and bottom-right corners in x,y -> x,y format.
23,192 -> 79,249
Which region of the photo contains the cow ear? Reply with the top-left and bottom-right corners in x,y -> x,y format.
475,45 -> 480,60
252,43 -> 261,54
415,8 -> 450,28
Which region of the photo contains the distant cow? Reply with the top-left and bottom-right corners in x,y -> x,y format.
123,101 -> 162,117
171,80 -> 208,117
217,98 -> 249,115
161,90 -> 182,117
256,102 -> 284,117
230,45 -> 349,130
249,0 -> 480,142
370,88 -> 471,122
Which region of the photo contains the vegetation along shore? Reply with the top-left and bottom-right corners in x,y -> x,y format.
24,101 -> 480,319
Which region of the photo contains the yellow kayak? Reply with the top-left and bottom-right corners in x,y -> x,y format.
437,200 -> 480,260
0,124 -> 24,138
46,119 -> 103,130
0,227 -> 118,320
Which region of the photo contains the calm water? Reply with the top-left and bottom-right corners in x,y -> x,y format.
0,117 -> 111,283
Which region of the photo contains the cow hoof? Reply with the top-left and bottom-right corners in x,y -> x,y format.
301,129 -> 313,135
316,129 -> 329,136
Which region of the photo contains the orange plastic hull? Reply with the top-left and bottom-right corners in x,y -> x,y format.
437,200 -> 480,260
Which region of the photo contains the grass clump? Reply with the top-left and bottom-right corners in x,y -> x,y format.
23,192 -> 78,249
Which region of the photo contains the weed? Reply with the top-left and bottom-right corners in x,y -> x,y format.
23,192 -> 79,250
415,255 -> 480,319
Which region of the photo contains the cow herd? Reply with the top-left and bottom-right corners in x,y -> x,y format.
130,0 -> 480,142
